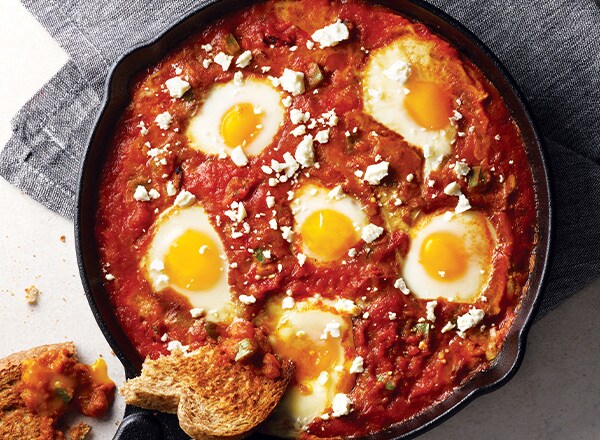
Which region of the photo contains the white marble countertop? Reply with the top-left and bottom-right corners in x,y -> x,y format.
0,0 -> 598,438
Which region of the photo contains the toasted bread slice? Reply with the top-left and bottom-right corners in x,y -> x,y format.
121,345 -> 293,440
0,342 -> 90,439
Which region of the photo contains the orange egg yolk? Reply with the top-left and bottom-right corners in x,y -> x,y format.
270,331 -> 343,389
164,229 -> 223,291
419,231 -> 468,281
220,102 -> 262,148
300,209 -> 359,261
404,79 -> 454,130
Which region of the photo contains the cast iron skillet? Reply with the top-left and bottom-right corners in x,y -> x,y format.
76,0 -> 552,438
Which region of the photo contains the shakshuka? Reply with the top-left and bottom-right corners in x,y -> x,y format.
95,0 -> 539,437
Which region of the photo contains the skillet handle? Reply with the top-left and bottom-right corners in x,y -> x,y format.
113,405 -> 189,440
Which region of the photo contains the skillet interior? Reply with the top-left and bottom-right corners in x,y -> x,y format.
75,0 -> 552,438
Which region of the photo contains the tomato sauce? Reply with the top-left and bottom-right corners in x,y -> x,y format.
95,0 -> 538,437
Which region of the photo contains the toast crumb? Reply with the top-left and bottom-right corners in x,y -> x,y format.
60,235 -> 66,243
68,422 -> 91,440
24,285 -> 41,304
121,344 -> 293,440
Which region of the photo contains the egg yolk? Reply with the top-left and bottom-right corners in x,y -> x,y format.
300,209 -> 359,261
419,231 -> 468,281
164,229 -> 223,291
404,80 -> 453,130
270,330 -> 343,391
220,102 -> 262,149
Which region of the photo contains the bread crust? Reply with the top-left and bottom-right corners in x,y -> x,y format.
121,345 -> 293,440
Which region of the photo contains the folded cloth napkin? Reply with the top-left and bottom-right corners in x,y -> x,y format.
1,0 -> 598,317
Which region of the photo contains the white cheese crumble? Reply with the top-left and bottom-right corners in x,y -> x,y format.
334,299 -> 361,316
266,195 -> 276,208
138,121 -> 149,135
294,134 -> 315,167
236,202 -> 247,222
213,52 -> 233,71
165,76 -> 190,98
456,308 -> 485,333
201,43 -> 213,52
383,60 -> 412,85
133,185 -> 150,202
315,129 -> 330,144
426,300 -> 437,322
167,340 -> 189,354
311,20 -> 350,48
331,393 -> 352,417
455,194 -> 472,213
166,181 -> 177,196
154,111 -> 172,130
349,356 -> 364,374
282,296 -> 295,309
361,223 -> 384,243
281,95 -> 293,107
289,108 -> 309,124
154,274 -> 169,290
321,321 -> 342,339
235,50 -> 252,68
444,182 -> 462,196
190,308 -> 204,318
233,71 -> 244,86
297,253 -> 307,266
239,294 -> 257,305
174,190 -> 196,207
364,161 -> 389,185
148,188 -> 160,199
291,125 -> 307,137
394,278 -> 410,295
406,173 -> 414,182
105,273 -> 115,281
454,162 -> 470,177
281,226 -> 294,242
230,146 -> 248,167
269,218 -> 278,230
441,321 -> 455,333
347,248 -> 357,257
279,68 -> 305,96
327,185 -> 344,200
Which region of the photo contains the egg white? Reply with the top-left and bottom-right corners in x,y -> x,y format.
256,297 -> 355,437
402,210 -> 496,302
291,183 -> 369,262
362,35 -> 458,175
186,76 -> 284,156
143,205 -> 232,313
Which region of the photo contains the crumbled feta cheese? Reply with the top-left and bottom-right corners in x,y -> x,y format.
406,173 -> 414,182
138,121 -> 149,135
236,202 -> 247,222
154,111 -> 172,130
334,299 -> 361,315
266,196 -> 276,208
239,294 -> 257,305
441,321 -> 455,333
291,125 -> 307,137
456,308 -> 485,333
269,218 -> 278,230
455,194 -> 472,213
282,296 -> 295,309
388,311 -> 397,320
394,277 -> 410,295
331,393 -> 352,417
235,50 -> 253,68
383,60 -> 412,85
349,356 -> 364,374
321,321 -> 342,339
454,162 -> 470,177
364,161 -> 389,185
315,129 -> 330,144
297,253 -> 307,266
230,146 -> 248,167
105,273 -> 115,281
201,43 -> 213,52
166,181 -> 177,196
289,108 -> 308,124
154,274 -> 169,290
281,226 -> 294,242
327,185 -> 344,201
174,190 -> 196,207
202,59 -> 212,68
311,20 -> 350,48
213,51 -> 233,71
281,96 -> 292,107
426,300 -> 437,322
347,248 -> 357,257
294,134 -> 315,167
444,182 -> 462,196
133,185 -> 150,202
160,333 -> 168,342
167,340 -> 189,353
190,308 -> 204,318
279,68 -> 305,96
361,223 -> 384,243
165,76 -> 190,98
148,188 -> 160,199
233,71 -> 244,86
